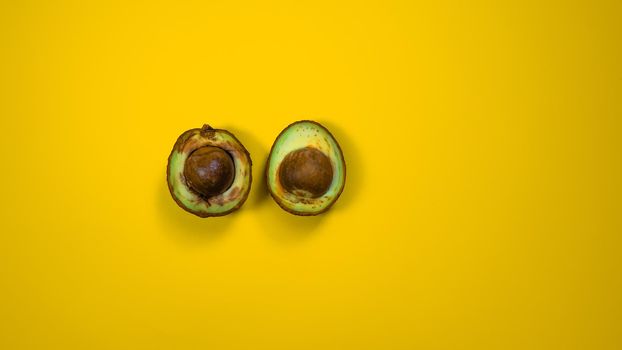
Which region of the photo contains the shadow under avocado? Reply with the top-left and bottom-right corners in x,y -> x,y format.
156,120 -> 358,245
257,204 -> 327,244
254,119 -> 358,243
157,176 -> 233,244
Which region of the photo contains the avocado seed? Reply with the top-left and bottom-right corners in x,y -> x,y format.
279,147 -> 333,198
184,146 -> 235,198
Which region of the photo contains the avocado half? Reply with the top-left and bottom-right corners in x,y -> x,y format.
266,120 -> 346,216
167,124 -> 252,217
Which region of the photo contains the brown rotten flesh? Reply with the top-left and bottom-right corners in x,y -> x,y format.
167,124 -> 252,218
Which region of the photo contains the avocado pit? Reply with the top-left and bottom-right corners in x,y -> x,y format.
278,147 -> 333,198
183,146 -> 235,198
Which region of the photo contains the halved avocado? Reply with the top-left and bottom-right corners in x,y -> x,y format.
266,120 -> 346,216
167,124 -> 252,217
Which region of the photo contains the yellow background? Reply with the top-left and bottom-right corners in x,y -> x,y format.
1,0 -> 621,348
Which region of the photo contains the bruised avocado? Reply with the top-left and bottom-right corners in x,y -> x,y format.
266,120 -> 346,216
167,124 -> 252,217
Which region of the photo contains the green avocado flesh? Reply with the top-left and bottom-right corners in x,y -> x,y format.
167,125 -> 252,217
267,120 -> 346,216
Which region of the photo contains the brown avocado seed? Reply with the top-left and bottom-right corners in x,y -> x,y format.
278,147 -> 333,198
184,146 -> 235,198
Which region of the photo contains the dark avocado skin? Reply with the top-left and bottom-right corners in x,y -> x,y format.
266,120 -> 346,216
167,125 -> 252,218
